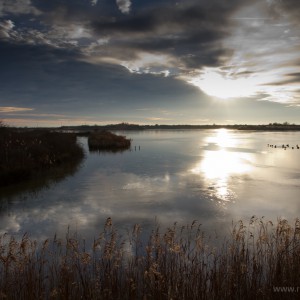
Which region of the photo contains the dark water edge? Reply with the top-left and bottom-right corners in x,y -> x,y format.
0,157 -> 85,201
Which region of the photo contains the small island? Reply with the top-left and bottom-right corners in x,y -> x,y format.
88,130 -> 131,151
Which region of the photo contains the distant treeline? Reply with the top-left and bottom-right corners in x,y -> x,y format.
58,122 -> 300,132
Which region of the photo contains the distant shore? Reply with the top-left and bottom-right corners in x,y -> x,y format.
4,121 -> 300,132
58,122 -> 300,133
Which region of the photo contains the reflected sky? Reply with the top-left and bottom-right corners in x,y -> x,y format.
1,130 -> 300,242
191,129 -> 254,204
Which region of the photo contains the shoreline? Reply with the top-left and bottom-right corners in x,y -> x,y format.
49,123 -> 300,132
4,122 -> 300,132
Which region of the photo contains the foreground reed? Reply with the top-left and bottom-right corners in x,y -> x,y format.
0,217 -> 300,299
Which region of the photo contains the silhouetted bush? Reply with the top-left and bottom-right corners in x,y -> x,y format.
88,130 -> 131,151
0,129 -> 84,187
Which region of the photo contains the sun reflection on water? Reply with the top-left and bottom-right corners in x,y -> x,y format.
206,128 -> 237,148
191,129 -> 254,205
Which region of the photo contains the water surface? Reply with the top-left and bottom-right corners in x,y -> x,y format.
1,129 -> 300,241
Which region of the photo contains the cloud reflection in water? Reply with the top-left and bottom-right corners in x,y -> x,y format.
2,130 -> 300,243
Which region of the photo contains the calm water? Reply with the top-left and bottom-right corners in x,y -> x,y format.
1,129 -> 300,241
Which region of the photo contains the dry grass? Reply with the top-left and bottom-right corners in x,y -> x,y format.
1,217 -> 300,299
88,130 -> 131,152
0,128 -> 84,187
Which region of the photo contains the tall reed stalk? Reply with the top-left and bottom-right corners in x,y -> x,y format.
0,217 -> 300,299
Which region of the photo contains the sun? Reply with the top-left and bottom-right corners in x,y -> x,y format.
187,68 -> 258,99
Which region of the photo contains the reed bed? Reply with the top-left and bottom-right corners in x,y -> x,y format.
0,217 -> 300,299
0,128 -> 84,187
88,130 -> 131,152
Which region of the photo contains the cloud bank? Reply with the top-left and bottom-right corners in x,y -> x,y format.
0,0 -> 300,125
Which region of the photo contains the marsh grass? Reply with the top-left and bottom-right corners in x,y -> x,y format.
1,217 -> 300,299
88,131 -> 131,152
0,129 -> 84,187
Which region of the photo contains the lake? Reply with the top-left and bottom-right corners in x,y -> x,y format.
1,129 -> 300,241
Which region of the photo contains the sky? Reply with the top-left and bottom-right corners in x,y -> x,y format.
0,0 -> 300,127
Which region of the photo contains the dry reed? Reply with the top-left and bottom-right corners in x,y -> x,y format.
0,128 -> 84,186
0,217 -> 300,299
88,131 -> 131,152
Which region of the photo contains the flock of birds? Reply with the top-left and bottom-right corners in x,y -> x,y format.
267,143 -> 300,150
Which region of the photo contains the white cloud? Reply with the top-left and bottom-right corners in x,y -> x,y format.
2,22 -> 92,49
184,68 -> 262,99
91,0 -> 98,6
0,0 -> 40,17
0,19 -> 14,38
49,23 -> 92,40
0,106 -> 34,113
116,0 -> 131,14
121,52 -> 174,74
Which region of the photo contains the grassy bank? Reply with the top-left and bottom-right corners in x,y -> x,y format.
88,130 -> 131,152
0,217 -> 299,299
0,127 -> 84,187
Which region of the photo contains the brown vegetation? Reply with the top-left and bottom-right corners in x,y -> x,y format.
0,217 -> 300,299
88,130 -> 131,151
0,126 -> 84,187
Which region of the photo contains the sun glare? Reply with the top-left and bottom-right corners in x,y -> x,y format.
206,128 -> 237,147
190,129 -> 254,202
191,129 -> 253,179
187,68 -> 258,99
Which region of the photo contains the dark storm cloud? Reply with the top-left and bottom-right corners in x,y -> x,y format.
31,0 -> 121,22
1,0 -> 247,70
262,72 -> 300,86
2,0 -> 299,125
0,41 -> 81,110
287,72 -> 300,78
0,40 -> 206,116
1,0 -> 252,71
89,0 -> 246,69
0,0 -> 41,17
